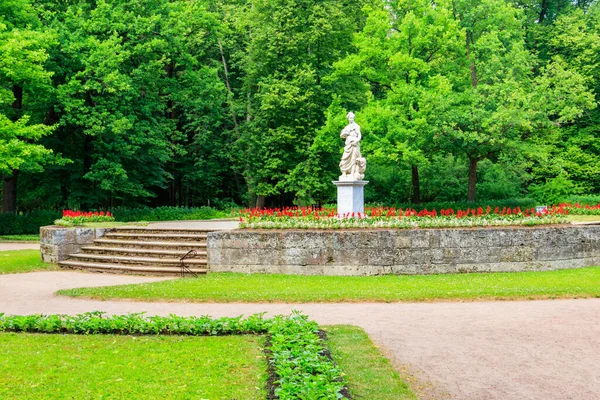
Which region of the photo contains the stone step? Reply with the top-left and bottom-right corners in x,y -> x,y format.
69,253 -> 207,266
59,260 -> 207,276
94,239 -> 207,250
104,232 -> 207,241
80,246 -> 207,258
112,227 -> 212,235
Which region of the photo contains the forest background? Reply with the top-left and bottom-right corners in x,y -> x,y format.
1,0 -> 599,213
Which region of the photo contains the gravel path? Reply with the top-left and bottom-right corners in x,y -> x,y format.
1,271 -> 599,400
0,242 -> 40,251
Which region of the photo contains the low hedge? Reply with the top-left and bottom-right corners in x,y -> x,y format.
0,210 -> 61,235
368,198 -> 539,211
0,206 -> 230,235
0,311 -> 348,400
111,206 -> 230,222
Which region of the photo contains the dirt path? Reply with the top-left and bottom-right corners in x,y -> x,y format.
0,242 -> 40,251
1,271 -> 599,400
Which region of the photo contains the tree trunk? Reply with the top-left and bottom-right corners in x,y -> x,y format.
2,171 -> 18,213
466,31 -> 478,88
218,40 -> 239,133
411,165 -> 421,204
538,0 -> 549,23
255,195 -> 265,209
467,157 -> 478,202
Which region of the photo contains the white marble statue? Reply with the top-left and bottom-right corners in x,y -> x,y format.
339,112 -> 366,180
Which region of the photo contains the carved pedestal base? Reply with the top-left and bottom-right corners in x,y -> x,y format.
332,180 -> 368,217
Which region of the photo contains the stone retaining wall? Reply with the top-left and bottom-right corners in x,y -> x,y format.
40,226 -> 110,263
207,226 -> 600,275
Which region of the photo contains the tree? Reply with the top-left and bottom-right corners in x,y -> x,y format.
0,0 -> 56,212
39,0 -> 230,208
431,0 -> 595,201
321,0 -> 464,203
236,0 -> 364,207
528,5 -> 600,193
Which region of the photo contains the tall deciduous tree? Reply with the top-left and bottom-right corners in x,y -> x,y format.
433,0 -> 594,201
0,0 -> 56,212
321,0 -> 464,203
45,0 -> 229,208
237,0 -> 364,207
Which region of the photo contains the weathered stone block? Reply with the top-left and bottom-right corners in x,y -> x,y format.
410,231 -> 430,248
75,228 -> 95,244
40,226 -> 110,263
394,234 -> 411,248
367,249 -> 395,266
206,225 -> 600,276
439,230 -> 461,248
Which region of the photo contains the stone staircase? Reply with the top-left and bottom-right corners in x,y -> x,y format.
59,227 -> 209,276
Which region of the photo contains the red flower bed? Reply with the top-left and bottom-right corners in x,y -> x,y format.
237,204 -> 568,222
60,210 -> 115,225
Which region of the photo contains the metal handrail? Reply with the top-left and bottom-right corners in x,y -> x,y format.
179,250 -> 199,278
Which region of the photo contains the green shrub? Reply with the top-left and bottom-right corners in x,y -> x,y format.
0,210 -> 61,235
529,174 -> 583,204
367,198 -> 539,211
0,207 -> 230,235
565,195 -> 600,205
112,206 -> 230,222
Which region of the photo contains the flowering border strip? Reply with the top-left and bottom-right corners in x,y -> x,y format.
237,205 -> 569,229
240,215 -> 567,229
561,203 -> 600,215
0,312 -> 348,400
55,210 -> 115,227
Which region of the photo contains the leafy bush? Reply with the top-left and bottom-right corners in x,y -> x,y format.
529,174 -> 583,204
0,210 -> 61,235
374,198 -> 539,212
0,206 -> 230,235
0,312 -> 348,400
565,195 -> 600,206
112,206 -> 230,222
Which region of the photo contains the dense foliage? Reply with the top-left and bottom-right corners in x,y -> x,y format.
0,312 -> 349,399
1,0 -> 599,212
0,209 -> 60,235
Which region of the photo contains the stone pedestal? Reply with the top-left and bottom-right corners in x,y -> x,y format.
332,180 -> 368,216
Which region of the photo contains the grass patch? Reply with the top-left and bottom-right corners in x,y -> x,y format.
0,250 -> 52,274
59,267 -> 600,303
0,235 -> 39,242
0,333 -> 266,399
567,215 -> 600,222
326,325 -> 416,399
0,313 -> 350,399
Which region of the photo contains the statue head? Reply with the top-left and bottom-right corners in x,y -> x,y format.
346,112 -> 355,123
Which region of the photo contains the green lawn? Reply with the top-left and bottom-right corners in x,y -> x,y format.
0,250 -> 52,274
326,325 -> 416,399
0,326 -> 414,399
0,235 -> 39,242
0,333 -> 266,399
567,214 -> 600,222
59,267 -> 600,302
